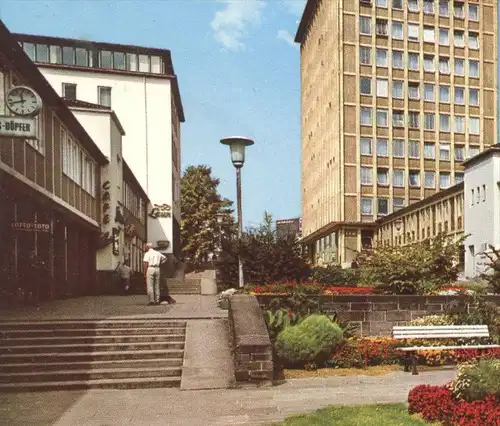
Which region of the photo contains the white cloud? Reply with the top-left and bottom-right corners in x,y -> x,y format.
211,0 -> 266,51
277,29 -> 297,48
282,0 -> 306,17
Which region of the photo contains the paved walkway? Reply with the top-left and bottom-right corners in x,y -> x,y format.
0,369 -> 455,425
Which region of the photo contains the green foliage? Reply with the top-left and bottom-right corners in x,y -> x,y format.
275,314 -> 343,367
216,212 -> 309,288
264,309 -> 300,341
451,359 -> 500,402
480,246 -> 500,294
309,264 -> 358,286
180,165 -> 234,268
356,234 -> 465,295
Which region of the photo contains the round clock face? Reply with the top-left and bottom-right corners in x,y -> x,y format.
6,86 -> 42,116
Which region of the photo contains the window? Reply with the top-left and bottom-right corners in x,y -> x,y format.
392,50 -> 404,69
62,83 -> 77,100
423,0 -> 434,14
469,117 -> 480,135
439,144 -> 450,161
408,24 -> 419,41
408,83 -> 419,100
439,85 -> 450,102
424,143 -> 435,159
424,171 -> 436,188
377,198 -> 389,215
392,0 -> 403,8
360,46 -> 371,65
393,81 -> 404,99
100,50 -> 113,68
376,109 -> 388,127
439,173 -> 451,189
409,170 -> 420,186
393,170 -> 405,187
360,107 -> 372,125
150,56 -> 162,73
408,0 -> 419,12
454,87 -> 465,105
376,49 -> 388,67
393,140 -> 405,157
408,53 -> 419,70
439,114 -> 450,132
393,111 -> 405,127
376,19 -> 389,36
62,46 -> 75,65
98,86 -> 112,107
361,167 -> 373,185
454,1 -> 464,18
455,115 -> 465,133
360,16 -> 372,35
127,53 -> 138,71
377,168 -> 389,185
138,55 -> 150,72
360,77 -> 372,95
113,52 -> 126,70
423,27 -> 435,42
424,84 -> 435,101
439,0 -> 449,16
468,32 -> 479,50
454,30 -> 465,47
49,45 -> 62,64
23,43 -> 36,61
469,60 -> 479,78
376,79 -> 388,97
376,139 -> 389,156
439,28 -> 449,45
439,57 -> 450,74
424,113 -> 435,130
469,146 -> 480,158
376,0 -> 387,6
471,189 -> 475,205
424,55 -> 435,72
455,173 -> 464,183
393,198 -> 404,211
469,89 -> 479,106
392,22 -> 403,39
455,145 -> 465,161
360,138 -> 372,155
408,112 -> 419,128
408,141 -> 420,158
468,4 -> 479,21
36,44 -> 49,63
361,198 -> 373,215
75,48 -> 88,66
454,58 -> 465,76
482,185 -> 486,202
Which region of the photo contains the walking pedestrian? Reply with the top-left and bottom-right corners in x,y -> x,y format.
143,243 -> 166,305
117,260 -> 132,294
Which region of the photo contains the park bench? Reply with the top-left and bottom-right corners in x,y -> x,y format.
393,325 -> 500,375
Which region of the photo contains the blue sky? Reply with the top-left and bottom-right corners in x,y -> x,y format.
0,0 -> 306,228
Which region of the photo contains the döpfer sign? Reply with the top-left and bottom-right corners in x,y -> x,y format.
0,116 -> 37,139
11,222 -> 50,232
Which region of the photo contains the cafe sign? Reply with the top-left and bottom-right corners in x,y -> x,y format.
11,221 -> 50,233
0,116 -> 37,139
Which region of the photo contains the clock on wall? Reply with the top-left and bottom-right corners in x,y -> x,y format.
5,86 -> 42,117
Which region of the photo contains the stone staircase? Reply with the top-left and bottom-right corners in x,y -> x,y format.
0,319 -> 186,392
167,278 -> 201,295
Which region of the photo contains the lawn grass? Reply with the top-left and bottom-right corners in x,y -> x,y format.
284,365 -> 400,378
277,403 -> 437,426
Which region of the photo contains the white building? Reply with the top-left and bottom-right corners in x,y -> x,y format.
463,145 -> 500,278
15,34 -> 184,268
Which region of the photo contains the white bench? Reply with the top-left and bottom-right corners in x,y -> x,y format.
393,325 -> 500,375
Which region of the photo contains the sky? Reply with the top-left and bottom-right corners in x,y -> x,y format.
0,0 -> 306,228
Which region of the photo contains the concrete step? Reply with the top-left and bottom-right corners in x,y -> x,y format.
169,290 -> 201,295
0,366 -> 182,383
0,334 -> 186,346
0,341 -> 185,354
0,358 -> 184,373
0,376 -> 181,392
0,349 -> 185,363
0,327 -> 186,338
0,320 -> 187,330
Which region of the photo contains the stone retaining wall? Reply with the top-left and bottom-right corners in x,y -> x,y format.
228,295 -> 273,387
256,295 -> 500,337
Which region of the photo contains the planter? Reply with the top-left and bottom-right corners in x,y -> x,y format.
218,299 -> 230,310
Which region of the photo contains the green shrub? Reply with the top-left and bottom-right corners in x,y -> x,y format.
409,314 -> 455,326
309,265 -> 358,286
275,314 -> 343,367
451,359 -> 500,402
480,246 -> 500,294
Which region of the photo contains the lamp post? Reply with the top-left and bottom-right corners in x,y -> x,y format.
220,136 -> 254,288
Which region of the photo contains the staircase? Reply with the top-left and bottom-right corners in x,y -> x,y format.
0,319 -> 186,392
167,278 -> 201,295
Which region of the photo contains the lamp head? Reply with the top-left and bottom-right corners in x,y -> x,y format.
220,136 -> 255,168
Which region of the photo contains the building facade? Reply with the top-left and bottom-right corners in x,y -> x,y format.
276,218 -> 302,240
296,0 -> 498,267
14,33 -> 185,264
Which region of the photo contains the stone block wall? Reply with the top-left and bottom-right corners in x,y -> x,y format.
256,295 -> 500,337
228,295 -> 273,386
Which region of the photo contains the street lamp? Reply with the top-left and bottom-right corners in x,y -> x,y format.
220,136 -> 254,288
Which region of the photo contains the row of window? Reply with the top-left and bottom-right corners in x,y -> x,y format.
62,83 -> 112,108
360,47 -> 480,77
362,0 -> 479,20
123,181 -> 146,224
360,167 -> 462,189
61,128 -> 96,197
470,185 -> 486,205
360,108 -> 480,134
22,42 -> 165,74
361,79 -> 479,105
360,138 -> 479,160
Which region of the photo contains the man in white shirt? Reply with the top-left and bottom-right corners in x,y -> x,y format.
117,261 -> 132,294
143,243 -> 166,305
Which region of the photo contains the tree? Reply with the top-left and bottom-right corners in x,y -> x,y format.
180,165 -> 233,268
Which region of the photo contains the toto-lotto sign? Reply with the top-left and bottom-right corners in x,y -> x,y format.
11,222 -> 51,232
0,116 -> 37,139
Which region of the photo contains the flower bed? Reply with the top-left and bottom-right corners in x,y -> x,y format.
247,281 -> 374,296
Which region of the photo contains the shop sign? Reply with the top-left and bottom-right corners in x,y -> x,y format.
11,221 -> 50,232
0,116 -> 37,139
149,203 -> 172,219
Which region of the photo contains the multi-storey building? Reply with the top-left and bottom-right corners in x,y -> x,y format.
295,0 -> 498,267
14,33 -> 185,267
